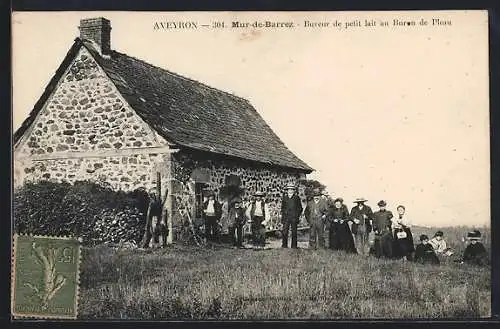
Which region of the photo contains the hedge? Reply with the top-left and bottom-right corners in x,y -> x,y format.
13,180 -> 150,246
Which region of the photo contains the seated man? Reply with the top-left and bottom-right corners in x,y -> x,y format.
428,231 -> 454,256
459,230 -> 489,266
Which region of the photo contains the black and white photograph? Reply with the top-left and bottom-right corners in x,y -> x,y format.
11,11 -> 491,319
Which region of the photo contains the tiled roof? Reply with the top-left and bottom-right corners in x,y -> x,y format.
15,39 -> 313,172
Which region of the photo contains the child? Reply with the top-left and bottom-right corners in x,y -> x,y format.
460,230 -> 489,266
414,234 -> 440,265
429,231 -> 454,256
228,198 -> 246,248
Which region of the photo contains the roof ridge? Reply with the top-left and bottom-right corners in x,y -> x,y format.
108,47 -> 251,104
76,38 -> 313,172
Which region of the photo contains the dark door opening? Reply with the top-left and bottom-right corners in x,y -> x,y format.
194,182 -> 209,219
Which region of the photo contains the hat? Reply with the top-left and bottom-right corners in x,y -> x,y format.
420,234 -> 429,241
231,197 -> 242,205
434,231 -> 444,237
377,200 -> 387,207
353,198 -> 368,203
467,230 -> 481,240
285,184 -> 296,190
254,191 -> 265,197
334,197 -> 343,203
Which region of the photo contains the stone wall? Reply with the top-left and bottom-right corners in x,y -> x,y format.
169,151 -> 308,233
14,47 -> 168,190
19,153 -> 168,192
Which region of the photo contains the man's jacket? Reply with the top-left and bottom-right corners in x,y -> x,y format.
281,193 -> 303,223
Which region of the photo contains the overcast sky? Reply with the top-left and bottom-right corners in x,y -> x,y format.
12,11 -> 489,227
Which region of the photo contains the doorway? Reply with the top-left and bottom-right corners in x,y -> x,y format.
194,182 -> 209,220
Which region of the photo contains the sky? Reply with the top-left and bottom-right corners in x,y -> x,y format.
12,11 -> 490,227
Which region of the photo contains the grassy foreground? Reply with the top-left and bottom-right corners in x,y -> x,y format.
78,235 -> 491,319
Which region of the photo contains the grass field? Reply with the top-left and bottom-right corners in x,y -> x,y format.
78,226 -> 491,320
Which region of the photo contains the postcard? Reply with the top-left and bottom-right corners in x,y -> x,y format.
11,10 -> 490,319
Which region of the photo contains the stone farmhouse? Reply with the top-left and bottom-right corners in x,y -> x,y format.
13,17 -> 313,242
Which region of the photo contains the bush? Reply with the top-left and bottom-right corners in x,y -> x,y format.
93,207 -> 144,244
299,179 -> 326,200
13,180 -> 149,246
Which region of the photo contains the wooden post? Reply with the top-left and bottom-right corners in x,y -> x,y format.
156,172 -> 162,198
165,156 -> 174,245
166,187 -> 173,244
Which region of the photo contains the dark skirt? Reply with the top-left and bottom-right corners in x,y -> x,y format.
393,227 -> 414,259
329,222 -> 356,253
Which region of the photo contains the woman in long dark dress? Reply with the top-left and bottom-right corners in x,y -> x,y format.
329,198 -> 356,253
392,205 -> 414,261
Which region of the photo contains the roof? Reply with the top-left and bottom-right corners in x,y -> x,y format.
14,38 -> 313,172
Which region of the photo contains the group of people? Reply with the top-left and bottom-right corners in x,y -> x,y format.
140,184 -> 489,267
299,190 -> 416,259
202,189 -> 271,248
295,187 -> 489,266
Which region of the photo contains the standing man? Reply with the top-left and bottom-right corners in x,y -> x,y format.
321,191 -> 334,207
141,187 -> 169,249
249,191 -> 269,249
203,191 -> 222,243
321,191 -> 334,244
281,184 -> 303,248
372,200 -> 394,258
228,197 -> 246,248
349,197 -> 374,255
304,191 -> 329,250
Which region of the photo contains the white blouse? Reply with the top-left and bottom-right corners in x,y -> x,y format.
393,215 -> 411,228
206,200 -> 215,215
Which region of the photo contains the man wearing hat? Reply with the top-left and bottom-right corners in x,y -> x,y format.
304,190 -> 329,250
321,191 -> 334,207
249,191 -> 269,248
321,191 -> 335,240
140,187 -> 169,249
349,198 -> 374,255
460,230 -> 489,266
280,183 -> 303,248
202,191 -> 222,243
228,197 -> 246,248
372,200 -> 394,258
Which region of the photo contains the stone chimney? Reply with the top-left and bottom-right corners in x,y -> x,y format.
78,17 -> 111,55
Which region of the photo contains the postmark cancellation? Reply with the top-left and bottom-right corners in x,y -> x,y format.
11,234 -> 82,319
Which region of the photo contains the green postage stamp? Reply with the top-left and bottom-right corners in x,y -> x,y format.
11,234 -> 82,319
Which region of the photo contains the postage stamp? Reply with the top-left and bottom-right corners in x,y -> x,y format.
11,234 -> 81,319
10,11 -> 492,319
